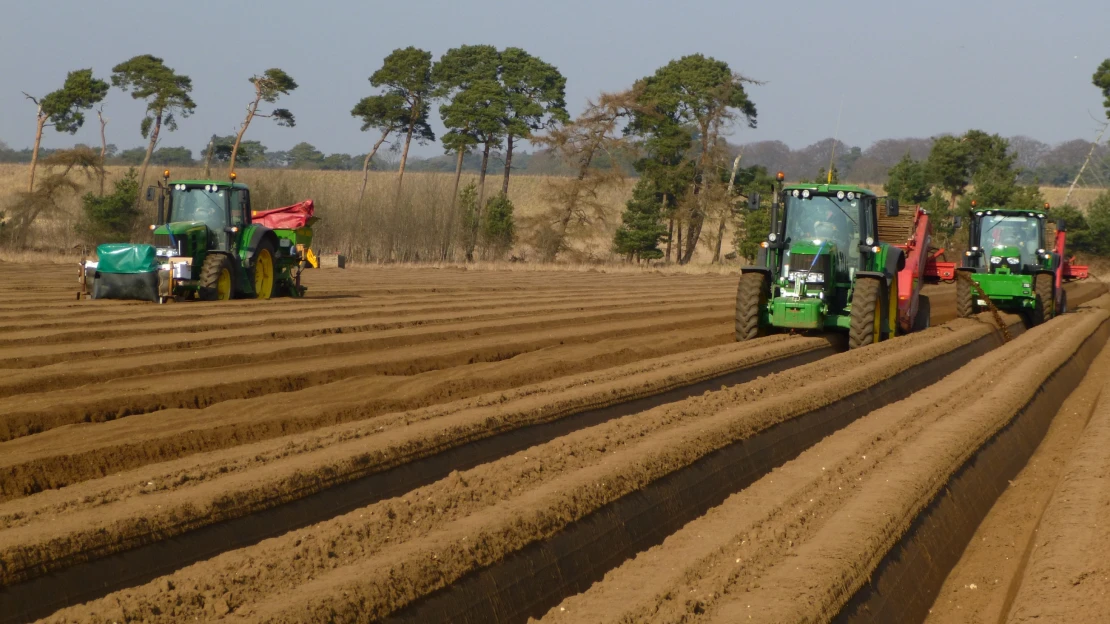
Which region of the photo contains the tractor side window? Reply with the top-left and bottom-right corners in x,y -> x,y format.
229,190 -> 246,227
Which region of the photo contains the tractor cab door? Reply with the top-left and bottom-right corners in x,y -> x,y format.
228,188 -> 250,256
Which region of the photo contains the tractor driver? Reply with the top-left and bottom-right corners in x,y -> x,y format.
192,193 -> 228,230
812,205 -> 852,252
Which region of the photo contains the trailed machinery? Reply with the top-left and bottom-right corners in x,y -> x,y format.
80,172 -> 316,303
735,174 -> 954,349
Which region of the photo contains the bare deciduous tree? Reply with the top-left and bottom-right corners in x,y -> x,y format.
530,90 -> 640,261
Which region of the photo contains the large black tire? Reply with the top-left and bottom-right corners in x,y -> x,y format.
198,253 -> 235,301
849,277 -> 881,349
735,272 -> 768,341
1032,273 -> 1054,325
956,274 -> 975,318
913,295 -> 931,332
252,239 -> 276,299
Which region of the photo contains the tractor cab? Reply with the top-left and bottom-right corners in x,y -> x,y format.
963,208 -> 1050,274
156,180 -> 252,258
774,185 -> 880,303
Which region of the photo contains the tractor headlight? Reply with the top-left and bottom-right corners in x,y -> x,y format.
990,256 -> 1003,265
768,233 -> 777,242
805,273 -> 824,284
802,189 -> 811,198
865,236 -> 874,245
1006,257 -> 1020,266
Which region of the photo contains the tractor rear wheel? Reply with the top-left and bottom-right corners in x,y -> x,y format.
735,272 -> 767,341
913,295 -> 931,331
252,240 -> 276,299
1033,273 -> 1055,325
956,274 -> 975,318
849,277 -> 881,349
199,253 -> 235,301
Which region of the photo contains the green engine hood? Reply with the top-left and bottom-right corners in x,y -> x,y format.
155,221 -> 208,237
989,244 -> 1021,259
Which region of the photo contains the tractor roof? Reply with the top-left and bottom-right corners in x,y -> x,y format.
171,179 -> 249,190
782,183 -> 877,197
973,207 -> 1048,218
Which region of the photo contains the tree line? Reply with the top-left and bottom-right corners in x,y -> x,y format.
613,59 -> 1110,263
11,51 -> 1110,263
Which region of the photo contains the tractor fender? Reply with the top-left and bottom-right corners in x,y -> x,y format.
885,246 -> 906,278
242,225 -> 279,266
740,266 -> 773,277
855,270 -> 888,284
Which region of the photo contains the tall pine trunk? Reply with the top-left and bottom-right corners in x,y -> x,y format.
98,109 -> 108,195
442,148 -> 467,261
501,133 -> 514,195
357,131 -> 391,207
477,141 -> 491,210
203,137 -> 215,178
467,142 -> 492,262
138,112 -> 162,199
395,100 -> 420,199
27,110 -> 45,193
229,92 -> 262,173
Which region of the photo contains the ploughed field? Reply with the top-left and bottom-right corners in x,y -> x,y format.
0,261 -> 1106,624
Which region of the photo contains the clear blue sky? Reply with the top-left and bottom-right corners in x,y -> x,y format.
1,0 -> 1106,157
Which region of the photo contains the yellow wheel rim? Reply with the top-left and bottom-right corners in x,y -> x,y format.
216,268 -> 232,300
254,249 -> 274,299
889,281 -> 898,339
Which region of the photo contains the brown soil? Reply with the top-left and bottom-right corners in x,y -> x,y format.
1003,360 -> 1110,622
924,333 -> 1110,623
38,311 -> 1011,623
1,260 -> 1103,624
536,300 -> 1108,624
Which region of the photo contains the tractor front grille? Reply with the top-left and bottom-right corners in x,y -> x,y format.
152,233 -> 172,249
789,253 -> 830,275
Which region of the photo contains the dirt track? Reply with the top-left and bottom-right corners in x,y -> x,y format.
0,261 -> 1106,623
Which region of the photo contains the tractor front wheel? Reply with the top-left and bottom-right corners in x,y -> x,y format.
849,277 -> 882,349
253,241 -> 276,299
735,272 -> 768,341
1033,273 -> 1055,325
956,274 -> 976,318
199,254 -> 235,301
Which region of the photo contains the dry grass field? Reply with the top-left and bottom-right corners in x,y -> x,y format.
0,163 -> 1105,268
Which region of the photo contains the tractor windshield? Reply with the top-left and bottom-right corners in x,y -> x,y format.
784,194 -> 862,270
980,214 -> 1041,265
169,188 -> 228,231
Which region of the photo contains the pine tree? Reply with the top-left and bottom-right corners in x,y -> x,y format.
613,179 -> 668,261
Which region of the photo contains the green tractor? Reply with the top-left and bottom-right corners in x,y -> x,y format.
81,172 -> 315,303
735,175 -> 914,349
956,204 -> 1086,325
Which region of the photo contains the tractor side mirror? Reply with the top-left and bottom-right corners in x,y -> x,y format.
953,216 -> 963,228
747,192 -> 761,211
885,198 -> 900,217
1056,219 -> 1067,233
145,187 -> 155,202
